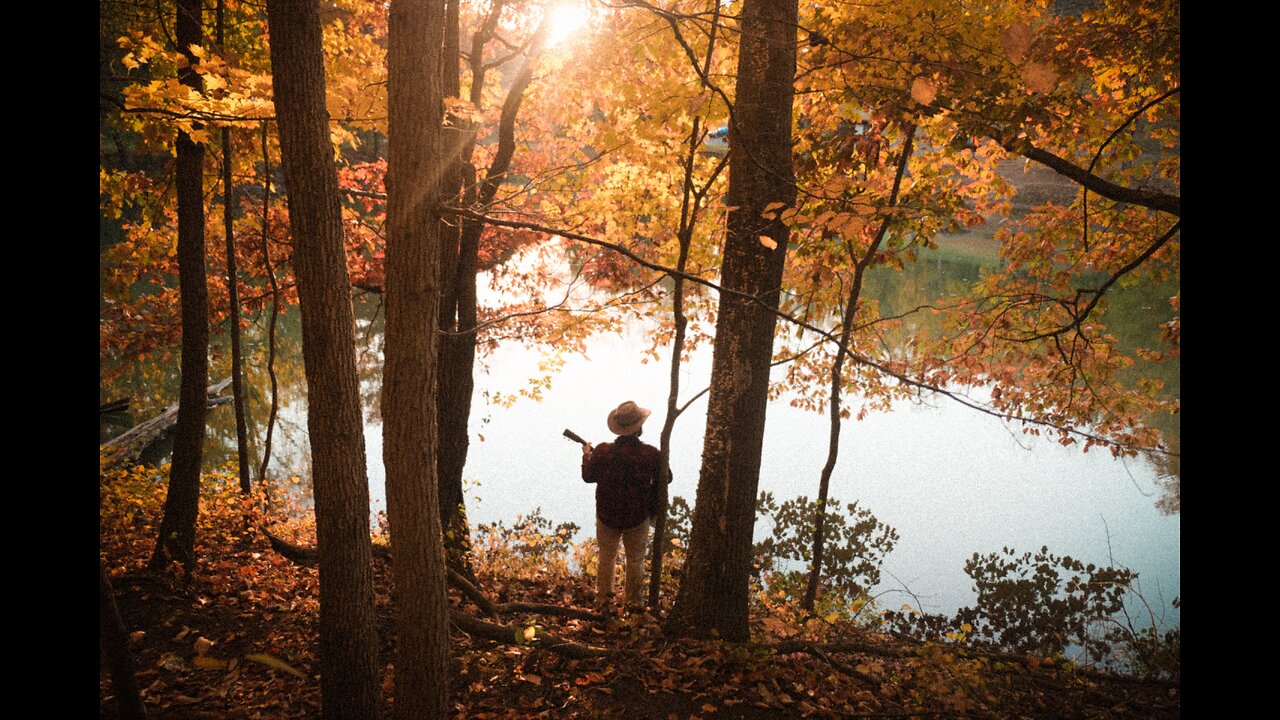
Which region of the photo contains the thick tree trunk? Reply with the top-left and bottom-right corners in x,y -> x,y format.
667,0 -> 797,642
100,561 -> 147,720
384,1 -> 452,718
149,0 -> 208,575
265,2 -> 383,718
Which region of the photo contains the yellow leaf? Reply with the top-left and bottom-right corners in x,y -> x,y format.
759,235 -> 778,250
910,76 -> 937,106
244,653 -> 305,678
193,656 -> 228,670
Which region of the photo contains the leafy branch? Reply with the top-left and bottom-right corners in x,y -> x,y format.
440,205 -> 1176,457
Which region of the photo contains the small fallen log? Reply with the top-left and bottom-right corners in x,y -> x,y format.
449,611 -> 609,659
263,528 -> 606,623
262,528 -> 610,658
100,398 -> 131,414
100,377 -> 234,470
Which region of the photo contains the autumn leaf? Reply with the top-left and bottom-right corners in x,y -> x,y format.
1001,22 -> 1033,64
193,655 -> 229,670
759,235 -> 778,250
1021,63 -> 1059,93
244,653 -> 305,678
910,76 -> 937,106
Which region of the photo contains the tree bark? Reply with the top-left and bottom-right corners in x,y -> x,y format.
384,1 -> 452,718
435,0 -> 477,579
667,0 -> 797,642
649,3 -> 724,611
100,561 -> 148,720
256,120 -> 282,488
222,126 -> 252,494
218,0 -> 251,495
265,1 -> 383,718
149,0 -> 209,576
436,8 -> 542,578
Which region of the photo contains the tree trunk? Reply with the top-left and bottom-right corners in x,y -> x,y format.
435,0 -> 478,578
256,120 -> 282,488
649,3 -> 724,611
801,124 -> 915,612
265,2 -> 383,718
384,1 -> 452,718
100,561 -> 147,720
218,0 -> 251,495
149,0 -> 208,576
667,0 -> 797,642
222,127 -> 251,494
435,10 -> 543,578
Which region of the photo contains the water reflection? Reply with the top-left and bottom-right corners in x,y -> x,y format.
99,235 -> 1179,619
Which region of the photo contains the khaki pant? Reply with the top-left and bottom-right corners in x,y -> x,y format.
596,517 -> 648,609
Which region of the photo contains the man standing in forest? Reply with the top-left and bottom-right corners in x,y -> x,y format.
581,401 -> 661,614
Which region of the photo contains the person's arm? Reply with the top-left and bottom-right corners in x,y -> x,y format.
582,442 -> 601,483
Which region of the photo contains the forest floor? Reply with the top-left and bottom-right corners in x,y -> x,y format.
101,465 -> 1180,719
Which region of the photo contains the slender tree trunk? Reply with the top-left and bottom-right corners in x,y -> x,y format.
436,9 -> 541,578
385,1 -> 451,717
667,0 -> 797,642
649,2 -> 723,611
222,127 -> 251,494
256,120 -> 281,491
436,0 -> 477,578
218,0 -> 251,495
100,561 -> 147,720
800,124 -> 914,612
149,0 -> 208,575
265,2 -> 383,718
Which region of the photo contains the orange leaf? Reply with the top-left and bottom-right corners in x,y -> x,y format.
1001,22 -> 1033,64
910,77 -> 937,106
1021,63 -> 1059,93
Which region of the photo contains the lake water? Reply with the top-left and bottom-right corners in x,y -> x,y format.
100,236 -> 1180,635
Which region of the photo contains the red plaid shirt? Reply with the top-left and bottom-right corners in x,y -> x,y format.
582,435 -> 660,530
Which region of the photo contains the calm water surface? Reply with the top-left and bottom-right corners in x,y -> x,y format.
101,238 -> 1180,630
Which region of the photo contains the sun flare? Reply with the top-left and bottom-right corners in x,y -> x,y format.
545,1 -> 590,48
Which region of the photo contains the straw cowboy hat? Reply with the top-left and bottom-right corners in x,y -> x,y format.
607,400 -> 651,436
